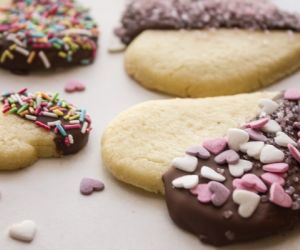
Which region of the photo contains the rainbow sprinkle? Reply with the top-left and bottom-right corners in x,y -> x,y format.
1,88 -> 92,146
0,0 -> 99,70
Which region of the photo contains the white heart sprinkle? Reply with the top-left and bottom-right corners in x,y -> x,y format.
260,145 -> 285,164
172,175 -> 199,189
233,190 -> 260,218
200,166 -> 226,182
227,128 -> 249,151
172,155 -> 198,173
262,120 -> 282,133
229,159 -> 253,177
274,132 -> 297,147
259,99 -> 279,115
240,141 -> 264,159
9,220 -> 37,242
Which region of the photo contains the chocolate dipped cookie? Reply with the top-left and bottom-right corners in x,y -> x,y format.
116,0 -> 300,97
102,89 -> 300,245
0,0 -> 98,74
0,88 -> 92,170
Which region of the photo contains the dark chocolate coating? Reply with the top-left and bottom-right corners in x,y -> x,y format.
116,0 -> 300,44
163,97 -> 300,246
0,38 -> 98,75
10,102 -> 89,155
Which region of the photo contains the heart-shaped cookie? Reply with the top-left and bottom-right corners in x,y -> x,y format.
102,90 -> 300,246
0,0 -> 99,74
119,0 -> 300,98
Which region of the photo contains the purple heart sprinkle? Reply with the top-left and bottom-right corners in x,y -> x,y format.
80,178 -> 105,195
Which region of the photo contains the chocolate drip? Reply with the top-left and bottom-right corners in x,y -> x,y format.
163,96 -> 300,246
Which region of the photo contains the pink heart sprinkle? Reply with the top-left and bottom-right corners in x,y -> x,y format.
80,178 -> 105,195
232,179 -> 258,193
208,181 -> 230,206
261,172 -> 285,186
288,144 -> 300,163
65,80 -> 86,93
284,89 -> 300,101
241,174 -> 267,193
245,118 -> 269,129
203,138 -> 227,155
186,145 -> 211,159
269,183 -> 292,208
244,128 -> 267,142
214,149 -> 239,165
190,184 -> 212,203
262,163 -> 289,173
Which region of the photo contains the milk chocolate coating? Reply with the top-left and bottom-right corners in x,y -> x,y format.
163,96 -> 300,246
116,0 -> 300,44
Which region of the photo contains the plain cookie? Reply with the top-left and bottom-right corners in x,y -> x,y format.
125,29 -> 300,97
101,92 -> 277,193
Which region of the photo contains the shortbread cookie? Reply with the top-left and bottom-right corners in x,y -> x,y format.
0,0 -> 98,74
116,0 -> 300,97
0,88 -> 91,170
101,92 -> 277,193
102,89 -> 300,245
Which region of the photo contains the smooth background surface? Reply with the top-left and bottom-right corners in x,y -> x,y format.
1,0 -> 300,249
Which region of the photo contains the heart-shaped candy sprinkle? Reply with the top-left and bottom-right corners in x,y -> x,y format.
232,179 -> 258,193
172,175 -> 199,189
80,178 -> 105,195
228,159 -> 253,177
288,144 -> 300,163
172,155 -> 198,172
233,190 -> 260,218
240,141 -> 264,159
200,166 -> 226,182
214,150 -> 239,165
284,89 -> 300,101
269,183 -> 292,208
275,132 -> 297,147
245,118 -> 269,129
244,128 -> 267,142
186,145 -> 211,159
9,220 -> 37,242
262,163 -> 289,173
261,172 -> 285,186
262,120 -> 282,133
227,128 -> 249,151
241,174 -> 267,193
190,184 -> 212,203
208,181 -> 230,207
260,145 -> 284,164
203,138 -> 227,155
65,80 -> 86,93
259,99 -> 279,115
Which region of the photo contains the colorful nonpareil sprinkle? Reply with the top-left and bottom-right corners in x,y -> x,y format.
1,88 -> 92,146
0,0 -> 99,71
